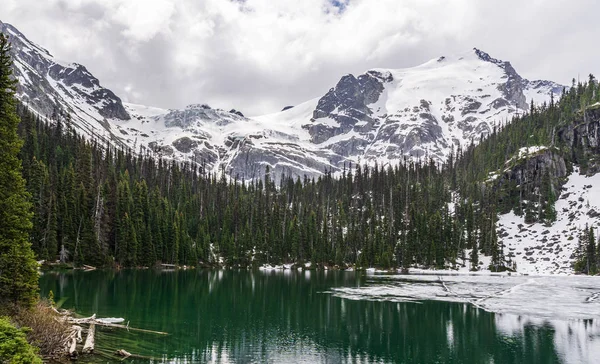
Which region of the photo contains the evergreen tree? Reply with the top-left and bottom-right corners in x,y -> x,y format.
587,227 -> 597,275
0,34 -> 39,306
470,245 -> 479,271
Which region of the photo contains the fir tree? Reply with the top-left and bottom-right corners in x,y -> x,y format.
587,227 -> 597,275
0,34 -> 39,306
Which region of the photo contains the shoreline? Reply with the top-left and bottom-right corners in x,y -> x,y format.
39,261 -> 596,277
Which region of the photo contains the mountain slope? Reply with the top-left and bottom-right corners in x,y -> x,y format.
1,21 -> 564,181
0,21 -> 131,148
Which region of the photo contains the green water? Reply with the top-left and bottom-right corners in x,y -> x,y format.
39,269 -> 571,363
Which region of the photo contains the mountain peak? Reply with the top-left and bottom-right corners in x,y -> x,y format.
186,103 -> 212,110
1,21 -> 54,59
473,48 -> 503,65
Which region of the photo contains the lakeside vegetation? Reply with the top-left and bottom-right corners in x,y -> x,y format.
0,33 -> 46,363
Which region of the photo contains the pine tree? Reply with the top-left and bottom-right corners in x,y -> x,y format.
541,169 -> 557,224
587,227 -> 597,275
470,245 -> 479,271
0,34 -> 39,306
596,237 -> 600,275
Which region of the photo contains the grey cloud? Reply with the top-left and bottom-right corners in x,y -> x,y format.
2,0 -> 599,116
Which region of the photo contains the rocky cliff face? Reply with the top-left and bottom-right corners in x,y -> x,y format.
494,104 -> 600,204
309,71 -> 388,144
496,148 -> 568,206
1,22 -> 564,182
303,48 -> 564,166
557,104 -> 600,174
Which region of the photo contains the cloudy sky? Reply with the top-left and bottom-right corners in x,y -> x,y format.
2,0 -> 599,115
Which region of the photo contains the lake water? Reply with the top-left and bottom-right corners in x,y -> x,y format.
39,269 -> 599,363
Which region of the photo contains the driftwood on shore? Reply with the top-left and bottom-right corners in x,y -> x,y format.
66,325 -> 82,358
53,309 -> 167,359
82,323 -> 95,353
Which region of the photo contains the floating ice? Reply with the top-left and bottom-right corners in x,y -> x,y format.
330,274 -> 600,321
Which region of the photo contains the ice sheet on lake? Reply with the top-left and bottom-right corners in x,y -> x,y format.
330,274 -> 600,321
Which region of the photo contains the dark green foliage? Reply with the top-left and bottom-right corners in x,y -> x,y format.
19,105 -> 500,269
0,34 -> 39,307
587,227 -> 597,275
0,317 -> 42,364
574,225 -> 600,275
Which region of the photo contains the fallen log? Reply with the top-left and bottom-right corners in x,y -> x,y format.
73,325 -> 83,343
82,323 -> 95,354
67,315 -> 167,335
68,336 -> 77,358
97,317 -> 125,324
63,324 -> 82,358
96,321 -> 168,335
70,313 -> 96,324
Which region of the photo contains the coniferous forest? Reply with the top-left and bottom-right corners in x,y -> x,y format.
14,76 -> 600,272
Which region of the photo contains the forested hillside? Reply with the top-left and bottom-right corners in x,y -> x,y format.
16,76 -> 600,272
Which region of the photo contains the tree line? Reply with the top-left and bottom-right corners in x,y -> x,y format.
6,29 -> 600,279
16,75 -> 600,273
17,102 -> 508,271
575,225 -> 600,275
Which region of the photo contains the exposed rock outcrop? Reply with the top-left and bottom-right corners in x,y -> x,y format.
558,105 -> 600,174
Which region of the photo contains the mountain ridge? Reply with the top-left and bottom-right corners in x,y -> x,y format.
1,20 -> 565,181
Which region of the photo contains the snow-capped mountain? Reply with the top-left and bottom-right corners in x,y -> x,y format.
0,21 -> 130,148
1,21 -> 564,181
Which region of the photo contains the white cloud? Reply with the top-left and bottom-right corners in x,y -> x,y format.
111,0 -> 175,42
1,0 -> 599,115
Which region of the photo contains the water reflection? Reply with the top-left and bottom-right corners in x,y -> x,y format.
494,315 -> 600,363
39,270 -> 599,363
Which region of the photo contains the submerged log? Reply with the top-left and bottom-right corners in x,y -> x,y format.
67,314 -> 167,335
96,321 -> 168,335
96,317 -> 125,324
82,323 -> 95,354
115,349 -> 157,360
116,349 -> 131,358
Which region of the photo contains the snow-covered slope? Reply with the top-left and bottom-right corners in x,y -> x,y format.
497,167 -> 600,275
0,21 -> 131,149
116,50 -> 564,180
1,21 -> 564,181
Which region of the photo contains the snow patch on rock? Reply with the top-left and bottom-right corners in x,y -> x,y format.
498,167 -> 600,275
